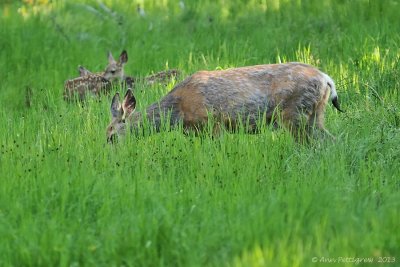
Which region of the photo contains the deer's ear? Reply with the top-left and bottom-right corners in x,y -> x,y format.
108,51 -> 116,64
110,92 -> 122,118
124,76 -> 135,89
122,89 -> 136,117
78,65 -> 91,77
119,50 -> 128,65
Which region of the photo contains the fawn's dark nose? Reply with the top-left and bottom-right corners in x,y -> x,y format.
107,134 -> 118,144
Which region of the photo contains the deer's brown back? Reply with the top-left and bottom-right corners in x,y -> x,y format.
165,63 -> 327,127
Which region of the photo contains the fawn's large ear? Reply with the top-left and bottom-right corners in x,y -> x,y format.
122,89 -> 136,117
119,50 -> 128,65
108,51 -> 116,64
78,65 -> 92,77
110,92 -> 122,118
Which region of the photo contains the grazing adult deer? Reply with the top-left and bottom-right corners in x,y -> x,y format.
63,50 -> 128,101
106,62 -> 343,143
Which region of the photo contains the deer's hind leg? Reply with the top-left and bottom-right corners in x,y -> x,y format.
307,89 -> 336,141
307,110 -> 336,141
280,108 -> 311,143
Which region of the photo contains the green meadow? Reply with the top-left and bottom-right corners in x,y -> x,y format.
0,0 -> 399,266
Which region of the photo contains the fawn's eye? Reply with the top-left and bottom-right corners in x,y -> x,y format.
110,70 -> 116,74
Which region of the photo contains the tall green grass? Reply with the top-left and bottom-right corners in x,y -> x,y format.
0,0 -> 399,266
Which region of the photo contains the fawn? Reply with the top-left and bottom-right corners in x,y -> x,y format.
142,69 -> 181,86
77,66 -> 181,88
64,50 -> 128,101
106,62 -> 343,143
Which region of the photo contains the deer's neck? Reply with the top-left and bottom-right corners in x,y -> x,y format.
129,96 -> 181,133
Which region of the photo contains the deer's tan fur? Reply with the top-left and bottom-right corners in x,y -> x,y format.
107,62 -> 343,142
63,50 -> 128,101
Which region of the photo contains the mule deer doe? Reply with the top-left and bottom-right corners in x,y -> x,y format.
106,62 -> 343,143
64,50 -> 128,101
